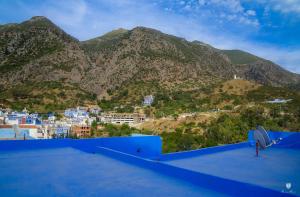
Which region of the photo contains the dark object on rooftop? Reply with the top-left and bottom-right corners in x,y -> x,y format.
254,126 -> 272,149
254,130 -> 267,149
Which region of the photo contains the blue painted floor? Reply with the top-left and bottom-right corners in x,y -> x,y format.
0,147 -> 227,197
164,147 -> 300,195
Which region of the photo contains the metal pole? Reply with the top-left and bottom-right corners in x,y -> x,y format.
256,141 -> 259,157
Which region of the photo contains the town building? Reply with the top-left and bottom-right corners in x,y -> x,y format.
89,106 -> 101,115
71,125 -> 91,138
233,74 -> 242,80
4,111 -> 42,126
100,113 -> 145,124
0,125 -> 46,140
64,107 -> 89,118
143,95 -> 154,106
266,98 -> 292,104
0,106 -> 96,140
0,111 -> 4,125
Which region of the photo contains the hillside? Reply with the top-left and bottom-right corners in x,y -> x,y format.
81,26 -> 237,95
0,16 -> 300,111
0,16 -> 91,90
0,81 -> 97,112
81,27 -> 300,95
221,50 -> 300,86
221,50 -> 261,65
215,79 -> 261,95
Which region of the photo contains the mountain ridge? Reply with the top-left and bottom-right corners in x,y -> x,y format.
0,16 -> 299,98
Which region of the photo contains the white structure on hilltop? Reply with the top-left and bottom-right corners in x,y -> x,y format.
233,74 -> 242,80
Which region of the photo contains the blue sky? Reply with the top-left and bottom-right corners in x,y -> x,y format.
0,0 -> 300,74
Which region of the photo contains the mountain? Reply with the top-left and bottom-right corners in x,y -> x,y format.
221,50 -> 300,86
0,16 -> 300,111
0,16 -> 91,90
221,50 -> 261,65
80,26 -> 238,95
81,27 -> 300,94
0,16 -> 95,111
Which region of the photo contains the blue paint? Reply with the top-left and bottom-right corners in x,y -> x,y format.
0,136 -> 162,159
163,146 -> 300,195
160,142 -> 249,161
0,131 -> 299,196
0,148 -> 226,197
96,146 -> 290,197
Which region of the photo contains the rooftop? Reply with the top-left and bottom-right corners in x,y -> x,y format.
0,131 -> 299,196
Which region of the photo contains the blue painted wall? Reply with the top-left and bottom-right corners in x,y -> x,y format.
160,142 -> 248,161
0,136 -> 162,159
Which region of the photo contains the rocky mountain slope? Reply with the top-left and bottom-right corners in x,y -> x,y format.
1,16 -> 299,101
0,16 -> 91,90
80,27 -> 239,95
81,27 -> 300,95
222,50 -> 300,86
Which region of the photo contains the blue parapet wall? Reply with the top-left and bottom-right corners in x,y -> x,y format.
70,136 -> 162,159
159,142 -> 248,161
0,136 -> 162,159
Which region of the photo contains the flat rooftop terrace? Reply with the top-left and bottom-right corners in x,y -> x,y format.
0,130 -> 299,196
163,146 -> 300,193
0,147 -> 225,197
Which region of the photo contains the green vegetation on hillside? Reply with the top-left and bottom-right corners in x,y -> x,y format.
92,101 -> 300,153
222,50 -> 260,64
0,17 -> 71,73
94,81 -> 300,153
0,81 -> 96,112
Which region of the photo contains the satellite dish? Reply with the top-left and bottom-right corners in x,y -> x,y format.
257,126 -> 272,146
253,129 -> 267,149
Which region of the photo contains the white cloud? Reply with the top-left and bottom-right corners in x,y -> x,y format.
198,0 -> 206,6
201,0 -> 245,13
44,0 -> 87,27
192,0 -> 259,26
253,0 -> 300,15
246,10 -> 256,16
16,0 -> 87,27
180,1 -> 186,5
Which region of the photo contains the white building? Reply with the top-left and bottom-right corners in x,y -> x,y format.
143,95 -> 154,106
100,113 -> 145,125
266,99 -> 292,104
233,74 -> 242,80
